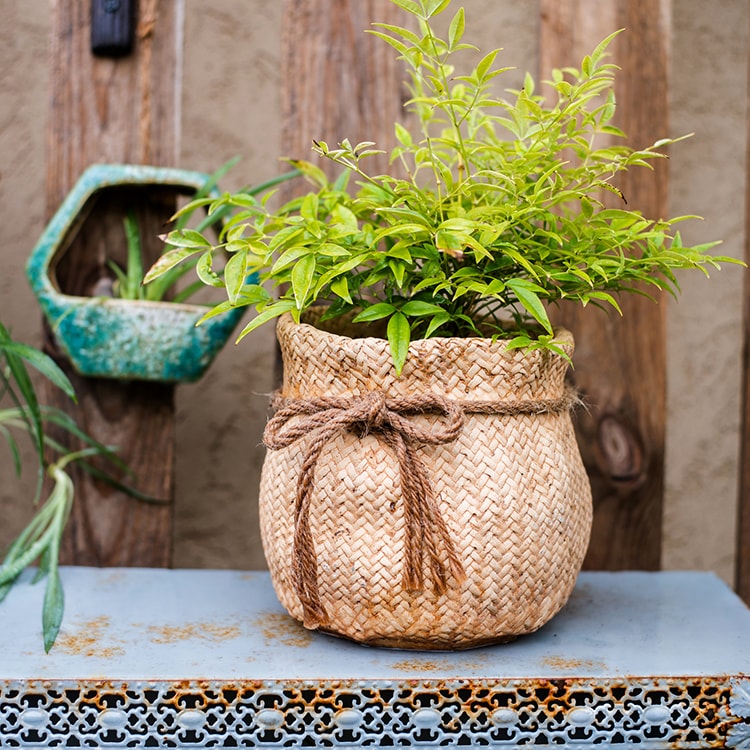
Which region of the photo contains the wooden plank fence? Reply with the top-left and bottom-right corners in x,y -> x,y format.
39,0 -> 750,600
737,7 -> 750,604
539,1 -> 670,571
42,0 -> 181,566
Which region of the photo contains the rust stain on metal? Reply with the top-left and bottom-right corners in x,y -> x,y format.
391,659 -> 445,672
542,656 -> 608,671
148,621 -> 241,644
55,616 -> 125,658
98,571 -> 127,586
389,654 -> 491,673
254,612 -> 314,648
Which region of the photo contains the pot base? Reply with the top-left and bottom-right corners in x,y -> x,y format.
318,626 -> 519,651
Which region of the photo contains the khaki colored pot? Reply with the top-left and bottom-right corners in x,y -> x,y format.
259,309 -> 592,649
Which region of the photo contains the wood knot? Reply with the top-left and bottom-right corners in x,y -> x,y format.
597,414 -> 645,485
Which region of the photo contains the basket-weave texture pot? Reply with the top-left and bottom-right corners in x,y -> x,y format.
259,309 -> 592,649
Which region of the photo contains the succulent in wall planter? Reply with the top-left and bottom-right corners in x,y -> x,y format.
26,163 -> 298,383
147,0 -> 734,647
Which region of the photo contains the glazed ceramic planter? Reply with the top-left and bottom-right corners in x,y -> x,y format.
26,164 -> 243,383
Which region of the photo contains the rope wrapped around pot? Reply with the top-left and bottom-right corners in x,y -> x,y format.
263,387 -> 579,630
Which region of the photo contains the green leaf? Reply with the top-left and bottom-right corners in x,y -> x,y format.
285,158 -> 329,189
506,278 -> 553,334
506,334 -> 533,351
387,312 -> 410,376
372,223 -> 430,244
235,300 -> 297,342
300,193 -> 319,221
352,302 -> 396,323
317,243 -> 350,258
224,249 -> 250,304
0,530 -> 53,587
365,29 -> 410,57
42,568 -> 64,653
386,242 -> 414,262
33,545 -> 52,584
425,0 -> 452,16
475,49 -> 499,80
591,28 -> 623,64
331,204 -> 359,231
583,290 -> 623,314
394,122 -> 413,147
581,54 -> 593,78
290,254 -> 316,310
523,71 -> 535,96
162,228 -> 212,249
330,276 -> 352,304
448,6 -> 465,49
195,250 -> 224,288
388,259 -> 406,287
123,209 -> 144,300
0,424 -> 21,477
271,245 -> 313,274
196,291 -> 259,323
376,207 -> 432,226
368,22 -> 422,47
0,340 -> 75,401
143,245 -> 204,284
400,300 -> 444,317
1,340 -> 44,472
424,311 -> 451,338
435,229 -> 465,257
389,0 -> 421,16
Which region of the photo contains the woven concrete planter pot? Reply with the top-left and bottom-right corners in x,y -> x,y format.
260,308 -> 593,650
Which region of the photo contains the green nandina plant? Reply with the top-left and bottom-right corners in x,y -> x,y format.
106,160 -> 301,303
145,0 -> 733,374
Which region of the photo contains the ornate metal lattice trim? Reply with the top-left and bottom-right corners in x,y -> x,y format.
0,676 -> 744,748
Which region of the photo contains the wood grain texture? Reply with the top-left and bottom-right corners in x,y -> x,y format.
540,0 -> 670,570
738,9 -> 750,604
740,285 -> 750,601
43,0 -> 181,566
276,0 -> 413,383
279,0 -> 411,191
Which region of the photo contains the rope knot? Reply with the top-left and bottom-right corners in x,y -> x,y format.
359,390 -> 388,434
264,390 -> 468,629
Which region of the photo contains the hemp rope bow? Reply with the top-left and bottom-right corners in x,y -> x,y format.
263,388 -> 578,630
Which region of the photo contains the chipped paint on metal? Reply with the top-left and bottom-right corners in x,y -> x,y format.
147,622 -> 242,644
541,655 -> 609,672
253,612 -> 314,649
54,617 -> 126,660
0,676 -> 741,747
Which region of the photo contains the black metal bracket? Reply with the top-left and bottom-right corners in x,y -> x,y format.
91,0 -> 136,57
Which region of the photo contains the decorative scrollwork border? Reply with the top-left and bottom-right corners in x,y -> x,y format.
0,676 -> 738,748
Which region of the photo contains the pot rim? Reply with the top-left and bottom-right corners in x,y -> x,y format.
276,308 -> 574,402
281,307 -> 574,357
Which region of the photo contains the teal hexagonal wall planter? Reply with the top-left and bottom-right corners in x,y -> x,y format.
26,164 -> 245,383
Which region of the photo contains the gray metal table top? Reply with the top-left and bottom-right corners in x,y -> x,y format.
0,568 -> 747,680
0,568 -> 748,748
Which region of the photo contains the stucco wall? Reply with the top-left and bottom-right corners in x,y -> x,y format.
0,0 -> 747,583
664,0 -> 748,580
